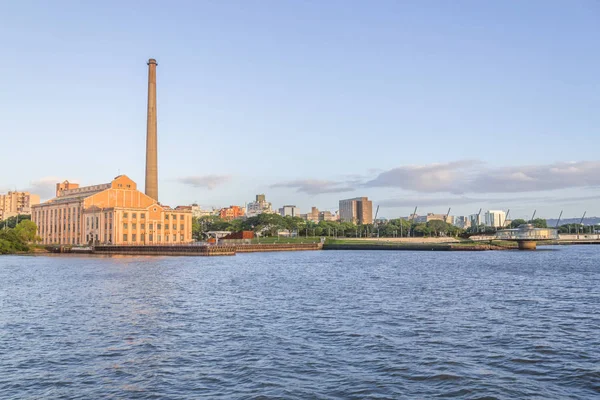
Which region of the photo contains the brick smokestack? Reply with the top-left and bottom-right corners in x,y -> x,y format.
145,58 -> 158,201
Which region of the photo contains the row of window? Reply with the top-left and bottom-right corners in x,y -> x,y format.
122,234 -> 185,242
122,223 -> 185,230
122,212 -> 186,221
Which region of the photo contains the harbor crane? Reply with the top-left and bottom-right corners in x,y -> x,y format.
530,210 -> 537,223
409,206 -> 418,237
444,207 -> 451,223
503,209 -> 511,227
555,210 -> 563,228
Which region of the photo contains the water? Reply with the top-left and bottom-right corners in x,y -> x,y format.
1,247 -> 599,399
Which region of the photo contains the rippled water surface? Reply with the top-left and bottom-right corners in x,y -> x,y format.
1,247 -> 599,399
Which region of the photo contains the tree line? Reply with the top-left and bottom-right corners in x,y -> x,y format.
192,214 -> 596,241
0,219 -> 39,254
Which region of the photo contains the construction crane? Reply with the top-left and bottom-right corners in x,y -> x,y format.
578,211 -> 587,237
555,210 -> 563,228
444,207 -> 451,223
579,211 -> 587,225
409,206 -> 418,237
504,209 -> 511,228
373,205 -> 380,236
530,210 -> 537,223
474,208 -> 482,233
373,205 -> 380,225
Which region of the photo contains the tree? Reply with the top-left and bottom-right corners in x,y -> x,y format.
510,219 -> 527,228
530,218 -> 547,228
14,220 -> 38,242
426,220 -> 449,236
0,215 -> 31,230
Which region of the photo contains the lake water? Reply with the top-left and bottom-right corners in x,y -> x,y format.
0,247 -> 599,399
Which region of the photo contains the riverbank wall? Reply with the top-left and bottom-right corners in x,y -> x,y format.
46,243 -> 322,257
323,243 -> 508,251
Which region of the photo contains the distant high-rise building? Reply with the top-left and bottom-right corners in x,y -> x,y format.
190,204 -> 218,218
339,197 -> 373,225
453,216 -> 471,229
279,205 -> 300,218
247,194 -> 274,217
0,191 -> 40,221
469,213 -> 484,228
485,210 -> 507,228
415,213 -> 453,224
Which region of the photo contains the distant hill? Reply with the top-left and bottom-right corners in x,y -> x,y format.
545,217 -> 600,226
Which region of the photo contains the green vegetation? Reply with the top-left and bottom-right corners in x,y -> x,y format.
192,213 -> 466,241
0,220 -> 39,254
0,215 -> 31,230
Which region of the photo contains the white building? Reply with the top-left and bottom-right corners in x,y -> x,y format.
485,210 -> 507,228
190,204 -> 218,219
279,205 -> 300,218
453,216 -> 471,229
469,213 -> 484,227
246,194 -> 274,218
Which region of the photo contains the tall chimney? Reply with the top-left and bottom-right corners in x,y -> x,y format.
145,58 -> 159,201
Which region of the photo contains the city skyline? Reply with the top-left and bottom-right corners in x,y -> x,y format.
1,1 -> 599,219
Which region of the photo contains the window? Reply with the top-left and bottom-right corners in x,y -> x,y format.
149,234 -> 153,242
123,223 -> 128,229
123,234 -> 128,242
132,223 -> 136,229
180,215 -> 184,220
132,234 -> 137,241
165,214 -> 169,220
180,224 -> 184,230
173,234 -> 176,242
123,212 -> 128,218
180,235 -> 184,241
132,213 -> 137,219
157,224 -> 162,230
158,235 -> 161,242
166,235 -> 169,242
141,213 -> 146,219
141,223 -> 145,229
172,224 -> 176,230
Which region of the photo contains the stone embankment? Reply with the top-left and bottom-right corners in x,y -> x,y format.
47,243 -> 322,256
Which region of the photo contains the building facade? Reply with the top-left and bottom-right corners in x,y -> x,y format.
415,213 -> 453,224
220,205 -> 245,220
279,205 -> 300,218
0,191 -> 40,221
485,210 -> 507,228
31,175 -> 192,245
302,207 -> 337,223
453,216 -> 471,229
339,197 -> 373,225
190,204 -> 217,219
469,213 -> 484,228
246,194 -> 274,217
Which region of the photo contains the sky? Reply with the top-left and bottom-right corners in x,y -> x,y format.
1,0 -> 599,220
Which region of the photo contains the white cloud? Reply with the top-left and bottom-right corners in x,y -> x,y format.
25,177 -> 67,200
178,175 -> 231,190
366,160 -> 600,194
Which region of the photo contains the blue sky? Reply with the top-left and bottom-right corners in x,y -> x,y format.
1,1 -> 599,219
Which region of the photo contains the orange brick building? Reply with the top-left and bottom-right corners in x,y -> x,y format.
32,175 -> 192,245
219,205 -> 245,221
